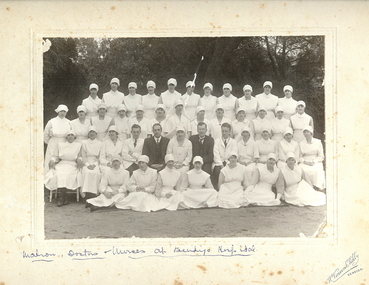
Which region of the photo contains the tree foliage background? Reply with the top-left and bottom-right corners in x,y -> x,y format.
43,36 -> 325,140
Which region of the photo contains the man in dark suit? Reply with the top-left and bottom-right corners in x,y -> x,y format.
189,121 -> 214,175
142,123 -> 170,171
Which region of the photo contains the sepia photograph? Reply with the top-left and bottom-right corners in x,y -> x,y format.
43,36 -> 327,239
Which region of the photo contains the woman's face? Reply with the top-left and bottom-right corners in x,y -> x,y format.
297,105 -> 305,114
303,130 -> 313,139
244,89 -> 252,97
109,130 -> 118,140
88,131 -> 97,140
58,110 -> 66,118
197,110 -> 205,120
276,111 -> 284,119
223,88 -> 231,96
129,87 -> 136,95
266,158 -> 276,167
166,160 -> 174,169
168,84 -> 175,92
118,110 -> 126,118
147,86 -> 155,94
242,131 -> 251,141
264,86 -> 271,94
175,105 -> 183,114
229,155 -> 238,165
112,160 -> 121,170
284,90 -> 292,98
98,108 -> 106,116
66,134 -> 75,143
138,161 -> 148,171
284,133 -> 293,142
156,108 -> 165,117
237,110 -> 246,121
258,110 -> 267,119
204,87 -> 211,95
186,86 -> 194,94
216,108 -> 224,117
136,110 -> 144,119
194,161 -> 202,170
111,83 -> 118,91
90,89 -> 98,97
261,130 -> 270,140
78,111 -> 86,119
176,130 -> 185,140
286,157 -> 296,168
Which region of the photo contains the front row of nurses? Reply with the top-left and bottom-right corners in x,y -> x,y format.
84,151 -> 325,212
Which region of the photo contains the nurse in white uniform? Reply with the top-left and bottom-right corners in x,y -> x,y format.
142,80 -> 160,120
290,100 -> 314,143
159,78 -> 181,112
82,83 -> 102,120
45,130 -> 83,207
99,126 -> 123,174
236,84 -> 258,121
271,106 -> 291,142
123,82 -> 142,118
44,104 -> 71,174
199,82 -> 217,120
255,81 -> 279,120
154,154 -> 182,211
277,85 -> 297,119
276,152 -> 326,207
90,103 -> 112,141
181,81 -> 201,120
218,83 -> 237,121
180,156 -> 218,209
80,126 -> 103,200
244,153 -> 281,206
218,152 -> 248,209
102,78 -> 125,118
111,104 -> 129,141
70,105 -> 91,143
298,126 -> 326,190
116,155 -> 159,212
86,155 -> 130,212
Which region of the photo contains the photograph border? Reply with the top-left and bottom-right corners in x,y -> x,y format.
32,27 -> 337,246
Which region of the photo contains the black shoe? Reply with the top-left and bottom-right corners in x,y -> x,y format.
57,198 -> 64,207
86,203 -> 98,212
63,197 -> 69,205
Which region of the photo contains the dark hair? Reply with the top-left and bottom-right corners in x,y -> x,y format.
152,123 -> 162,131
197,122 -> 207,129
221,122 -> 232,131
131,124 -> 141,131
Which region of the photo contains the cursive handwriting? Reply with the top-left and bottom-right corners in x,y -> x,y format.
327,252 -> 360,283
22,249 -> 56,262
174,246 -> 211,256
68,249 -> 104,261
104,246 -> 146,255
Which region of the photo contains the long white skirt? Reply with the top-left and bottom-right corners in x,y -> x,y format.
284,179 -> 326,207
44,161 -> 81,190
44,137 -> 66,175
87,191 -> 127,207
299,162 -> 326,189
181,188 -> 218,209
218,181 -> 244,209
81,165 -> 101,195
244,163 -> 257,188
115,192 -> 160,212
244,182 -> 280,206
154,189 -> 183,211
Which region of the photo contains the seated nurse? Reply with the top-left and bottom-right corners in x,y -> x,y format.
179,156 -> 218,209
115,155 -> 158,212
86,155 -> 130,212
154,154 -> 182,211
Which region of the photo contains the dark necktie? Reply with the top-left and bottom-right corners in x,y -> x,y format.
199,137 -> 204,145
224,139 -> 227,147
156,138 -> 160,145
134,139 -> 137,147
